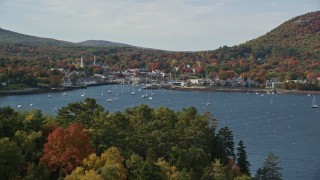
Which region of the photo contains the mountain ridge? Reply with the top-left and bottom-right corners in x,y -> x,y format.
0,28 -> 134,48
77,40 -> 133,48
0,28 -> 74,46
241,11 -> 320,57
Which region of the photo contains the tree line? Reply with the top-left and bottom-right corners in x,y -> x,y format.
0,98 -> 282,179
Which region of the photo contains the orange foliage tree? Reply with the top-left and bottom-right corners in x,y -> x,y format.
40,123 -> 94,176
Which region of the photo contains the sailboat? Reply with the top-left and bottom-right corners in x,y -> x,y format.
121,82 -> 124,94
81,90 -> 85,97
30,95 -> 33,106
142,74 -> 148,98
149,84 -> 154,100
270,94 -> 274,104
131,83 -> 135,95
206,89 -> 211,106
312,95 -> 318,108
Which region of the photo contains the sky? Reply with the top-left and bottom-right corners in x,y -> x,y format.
0,0 -> 319,51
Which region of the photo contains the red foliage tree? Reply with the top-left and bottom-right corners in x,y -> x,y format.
41,123 -> 95,176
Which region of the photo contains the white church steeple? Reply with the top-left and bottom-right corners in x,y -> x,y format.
80,56 -> 84,68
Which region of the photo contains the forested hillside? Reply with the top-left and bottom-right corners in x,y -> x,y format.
213,11 -> 320,82
0,99 -> 255,179
77,40 -> 133,47
0,11 -> 319,89
0,28 -> 73,47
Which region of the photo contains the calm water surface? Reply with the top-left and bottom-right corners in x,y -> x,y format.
1,85 -> 319,180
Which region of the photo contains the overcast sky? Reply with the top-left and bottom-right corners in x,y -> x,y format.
0,0 -> 319,51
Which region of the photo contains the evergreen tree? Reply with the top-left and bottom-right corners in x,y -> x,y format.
56,98 -> 104,127
0,106 -> 24,138
262,152 -> 282,180
0,138 -> 23,179
253,168 -> 264,180
126,154 -> 165,180
236,140 -> 251,176
216,127 -> 235,164
24,110 -> 46,132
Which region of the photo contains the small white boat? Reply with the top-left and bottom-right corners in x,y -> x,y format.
207,89 -> 211,106
47,94 -> 51,98
131,84 -> 135,95
17,105 -> 22,108
62,92 -> 67,96
312,95 -> 318,108
30,96 -> 33,106
149,89 -> 153,100
81,90 -> 86,97
107,90 -> 111,93
106,98 -> 113,102
142,95 -> 146,98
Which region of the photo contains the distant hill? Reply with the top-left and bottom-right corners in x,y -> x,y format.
0,28 -> 74,46
209,11 -> 320,81
0,28 -> 133,48
77,40 -> 132,47
241,11 -> 320,58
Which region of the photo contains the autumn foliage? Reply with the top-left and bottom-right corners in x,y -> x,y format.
40,123 -> 94,176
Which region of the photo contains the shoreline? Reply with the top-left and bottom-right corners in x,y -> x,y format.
1,85 -> 320,96
0,87 -> 72,96
0,82 -> 122,96
167,86 -> 320,95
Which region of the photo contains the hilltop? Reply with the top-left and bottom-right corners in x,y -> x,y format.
0,28 -> 134,48
242,11 -> 320,59
77,40 -> 132,48
211,11 -> 320,82
0,28 -> 74,46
